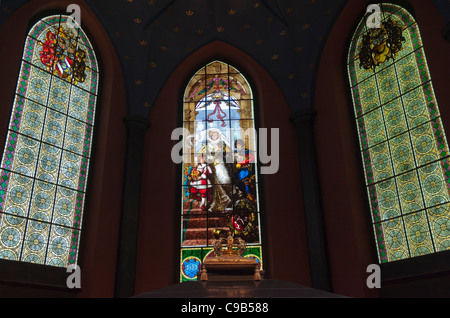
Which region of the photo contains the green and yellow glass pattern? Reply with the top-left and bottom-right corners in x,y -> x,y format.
348,4 -> 450,262
0,15 -> 98,267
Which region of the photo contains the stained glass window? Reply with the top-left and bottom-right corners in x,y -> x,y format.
0,15 -> 98,267
179,61 -> 263,281
348,4 -> 450,263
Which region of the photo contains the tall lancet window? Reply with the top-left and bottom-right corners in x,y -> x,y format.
179,61 -> 263,281
0,15 -> 98,267
348,4 -> 450,263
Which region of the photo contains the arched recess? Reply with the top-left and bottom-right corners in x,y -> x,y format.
135,41 -> 310,294
179,60 -> 262,282
314,0 -> 450,297
348,3 -> 450,263
0,0 -> 127,297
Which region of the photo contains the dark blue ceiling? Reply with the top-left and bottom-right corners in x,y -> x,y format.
1,0 -> 449,117
86,0 -> 348,117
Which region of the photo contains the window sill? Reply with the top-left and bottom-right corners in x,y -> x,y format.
380,249 -> 450,283
379,250 -> 450,297
0,258 -> 79,294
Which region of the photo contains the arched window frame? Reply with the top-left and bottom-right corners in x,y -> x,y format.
0,14 -> 98,268
178,60 -> 263,282
348,3 -> 450,263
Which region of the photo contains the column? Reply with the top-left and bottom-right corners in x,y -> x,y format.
290,109 -> 331,292
114,115 -> 150,298
442,22 -> 450,42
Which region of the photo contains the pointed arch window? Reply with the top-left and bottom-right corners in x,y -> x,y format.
0,15 -> 98,267
348,4 -> 450,263
179,61 -> 263,281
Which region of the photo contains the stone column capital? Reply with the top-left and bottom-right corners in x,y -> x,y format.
289,109 -> 316,126
124,114 -> 151,132
442,22 -> 450,43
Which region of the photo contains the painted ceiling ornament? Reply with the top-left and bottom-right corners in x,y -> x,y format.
40,25 -> 87,83
357,18 -> 406,71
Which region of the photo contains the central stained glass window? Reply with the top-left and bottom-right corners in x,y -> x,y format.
179,61 -> 263,281
0,15 -> 98,267
348,3 -> 450,263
